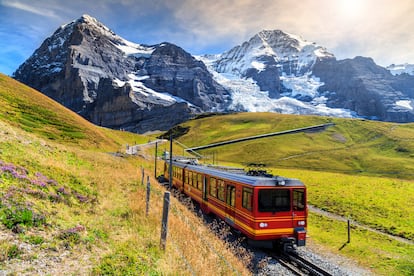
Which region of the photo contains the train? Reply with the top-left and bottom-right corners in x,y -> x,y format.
163,157 -> 307,250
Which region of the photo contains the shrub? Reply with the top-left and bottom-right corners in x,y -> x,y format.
0,205 -> 46,230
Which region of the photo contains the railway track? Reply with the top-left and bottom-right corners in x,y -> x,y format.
271,251 -> 333,276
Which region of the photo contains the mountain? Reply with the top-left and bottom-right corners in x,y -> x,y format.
200,30 -> 414,122
313,57 -> 414,122
13,15 -> 414,132
13,14 -> 230,133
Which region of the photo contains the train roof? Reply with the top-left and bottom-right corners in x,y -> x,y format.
171,160 -> 305,188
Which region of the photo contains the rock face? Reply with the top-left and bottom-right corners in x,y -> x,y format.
312,56 -> 414,122
202,30 -> 414,122
13,15 -> 230,133
211,30 -> 334,98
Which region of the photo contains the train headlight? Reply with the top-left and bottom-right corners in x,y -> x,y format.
297,221 -> 306,226
259,222 -> 268,228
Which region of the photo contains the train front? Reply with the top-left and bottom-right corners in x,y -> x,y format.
252,177 -> 307,250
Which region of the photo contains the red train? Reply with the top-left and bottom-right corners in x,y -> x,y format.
164,158 -> 307,250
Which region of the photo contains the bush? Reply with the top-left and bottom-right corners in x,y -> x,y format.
0,206 -> 46,230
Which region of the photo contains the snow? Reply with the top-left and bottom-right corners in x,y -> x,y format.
396,100 -> 413,110
251,61 -> 266,72
114,39 -> 155,58
199,54 -> 355,117
387,63 -> 414,76
125,74 -> 189,106
280,74 -> 322,99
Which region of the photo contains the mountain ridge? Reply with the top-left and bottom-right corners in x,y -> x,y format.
13,14 -> 414,132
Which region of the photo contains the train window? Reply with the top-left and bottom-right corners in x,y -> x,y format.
258,189 -> 290,212
197,174 -> 203,190
226,185 -> 236,207
184,170 -> 189,184
242,188 -> 253,211
188,171 -> 193,186
293,189 -> 305,211
210,178 -> 217,197
192,172 -> 197,187
217,180 -> 225,201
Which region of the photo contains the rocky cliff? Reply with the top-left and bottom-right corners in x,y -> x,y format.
312,56 -> 414,122
13,15 -> 230,133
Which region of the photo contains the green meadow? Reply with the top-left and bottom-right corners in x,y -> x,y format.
174,112 -> 414,275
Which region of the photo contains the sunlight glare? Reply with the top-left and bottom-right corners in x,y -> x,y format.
339,0 -> 365,18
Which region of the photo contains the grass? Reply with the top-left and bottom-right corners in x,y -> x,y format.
177,113 -> 414,179
172,112 -> 414,275
274,168 -> 414,241
308,212 -> 414,276
0,73 -> 250,275
2,71 -> 413,274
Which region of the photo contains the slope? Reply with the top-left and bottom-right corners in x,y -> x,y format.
0,74 -> 250,275
172,112 -> 414,275
175,112 -> 414,179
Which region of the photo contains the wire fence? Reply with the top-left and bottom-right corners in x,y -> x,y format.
141,169 -> 243,275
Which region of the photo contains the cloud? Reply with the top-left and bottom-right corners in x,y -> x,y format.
1,0 -> 414,75
1,0 -> 59,18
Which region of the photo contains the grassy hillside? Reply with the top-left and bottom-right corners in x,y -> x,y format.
0,74 -> 250,275
176,112 -> 414,179
174,112 -> 414,275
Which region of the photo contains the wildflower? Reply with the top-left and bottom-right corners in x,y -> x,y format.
73,192 -> 89,203
57,186 -> 70,195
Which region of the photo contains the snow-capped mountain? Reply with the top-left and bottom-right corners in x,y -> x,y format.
199,30 -> 414,122
13,15 -> 229,133
198,30 -> 357,118
13,15 -> 414,132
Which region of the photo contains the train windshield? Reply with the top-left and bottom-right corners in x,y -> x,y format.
258,189 -> 290,212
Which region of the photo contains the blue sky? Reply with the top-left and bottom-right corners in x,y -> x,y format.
1,0 -> 414,76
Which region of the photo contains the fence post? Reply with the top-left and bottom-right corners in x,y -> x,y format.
141,167 -> 144,186
146,176 -> 150,217
154,141 -> 158,178
347,219 -> 351,243
169,134 -> 173,190
160,191 -> 171,250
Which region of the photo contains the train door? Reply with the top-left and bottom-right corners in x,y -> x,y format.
225,184 -> 236,226
292,188 -> 307,245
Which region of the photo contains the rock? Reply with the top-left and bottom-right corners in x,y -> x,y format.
13,15 -> 230,133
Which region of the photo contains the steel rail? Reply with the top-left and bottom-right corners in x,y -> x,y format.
185,123 -> 335,152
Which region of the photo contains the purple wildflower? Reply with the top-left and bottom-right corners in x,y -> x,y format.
57,186 -> 70,195
67,224 -> 86,233
74,192 -> 89,203
19,187 -> 47,199
30,179 -> 47,188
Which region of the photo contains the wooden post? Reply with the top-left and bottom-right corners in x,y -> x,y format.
160,191 -> 171,250
169,133 -> 173,190
141,167 -> 144,186
347,219 -> 351,243
146,176 -> 150,217
154,141 -> 158,178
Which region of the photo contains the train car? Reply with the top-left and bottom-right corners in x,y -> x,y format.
164,158 -> 307,249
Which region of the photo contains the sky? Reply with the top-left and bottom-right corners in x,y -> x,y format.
1,0 -> 414,76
